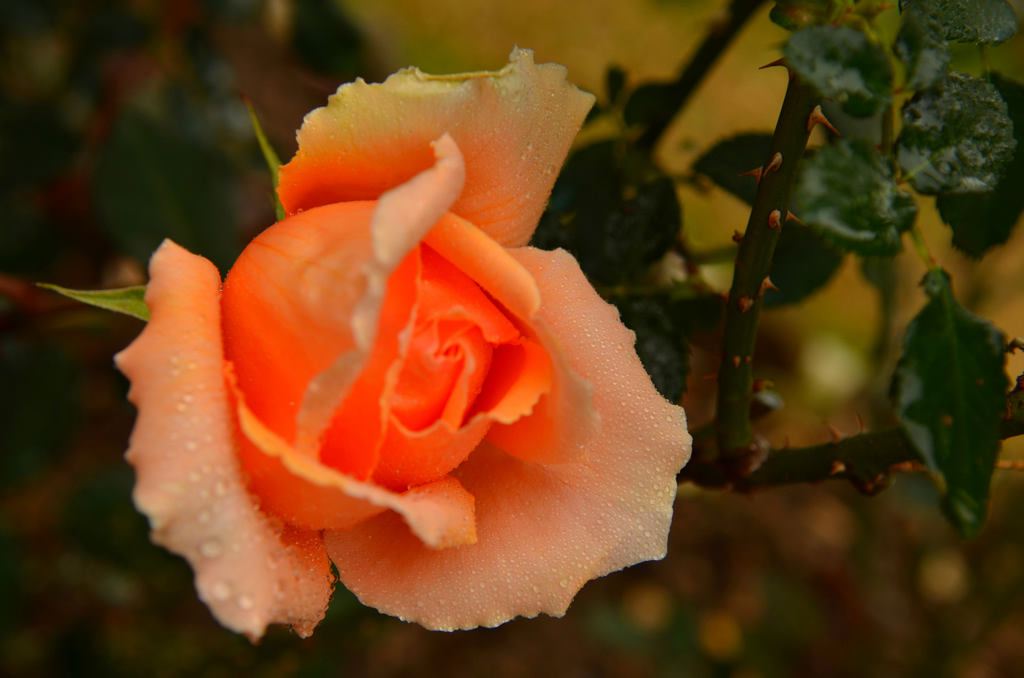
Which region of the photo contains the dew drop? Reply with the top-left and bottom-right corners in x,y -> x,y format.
238,595 -> 254,610
200,538 -> 223,558
559,579 -> 568,588
212,581 -> 231,600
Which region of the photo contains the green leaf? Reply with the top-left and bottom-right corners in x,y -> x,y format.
783,25 -> 892,117
900,0 -> 1018,45
895,6 -> 951,91
764,223 -> 843,307
292,0 -> 364,78
95,108 -> 242,273
897,71 -> 1016,194
769,0 -> 839,30
243,98 -> 285,221
613,294 -> 723,401
623,82 -> 679,129
37,283 -> 149,321
574,175 -> 682,286
893,269 -> 1007,537
936,75 -> 1024,257
693,133 -> 773,205
795,140 -> 917,256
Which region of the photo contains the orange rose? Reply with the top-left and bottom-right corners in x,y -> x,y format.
115,50 -> 691,639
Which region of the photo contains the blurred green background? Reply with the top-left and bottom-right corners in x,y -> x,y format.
3,1 -> 1024,676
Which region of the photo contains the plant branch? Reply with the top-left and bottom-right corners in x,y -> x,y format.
682,414 -> 1024,491
639,0 -> 768,149
715,75 -> 820,464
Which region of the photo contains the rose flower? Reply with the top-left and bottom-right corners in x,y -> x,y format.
115,49 -> 691,639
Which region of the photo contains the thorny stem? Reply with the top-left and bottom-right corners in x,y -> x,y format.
715,75 -> 819,466
682,406 -> 1024,491
639,0 -> 767,149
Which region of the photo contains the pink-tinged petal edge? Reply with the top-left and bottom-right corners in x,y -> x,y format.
324,247 -> 691,631
277,48 -> 595,248
115,240 -> 332,640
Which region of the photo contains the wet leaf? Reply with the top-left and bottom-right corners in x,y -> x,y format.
38,284 -> 148,321
613,294 -> 723,401
900,0 -> 1018,45
893,269 -> 1007,537
897,71 -> 1016,194
623,81 -> 679,129
895,6 -> 951,91
796,140 -> 917,256
783,25 -> 892,117
936,75 -> 1024,257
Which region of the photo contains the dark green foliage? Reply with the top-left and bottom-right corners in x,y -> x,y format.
0,338 -> 78,489
535,142 -> 681,286
95,109 -> 242,273
783,25 -> 892,117
292,0 -> 364,78
693,133 -> 773,205
613,294 -> 724,401
893,270 -> 1007,537
624,82 -> 680,129
936,75 -> 1024,257
0,99 -> 78,188
897,71 -> 1016,194
796,140 -> 917,256
605,65 -> 627,105
900,0 -> 1018,45
768,0 -> 838,30
764,223 -> 843,307
895,7 -> 950,90
64,466 -> 154,567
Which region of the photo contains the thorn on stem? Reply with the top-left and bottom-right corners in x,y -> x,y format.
758,57 -> 787,70
758,276 -> 779,296
732,355 -> 741,368
739,166 -> 764,184
768,209 -> 783,230
855,411 -> 865,433
785,210 -> 803,225
830,460 -> 846,476
765,152 -> 783,174
732,230 -> 744,243
737,296 -> 754,312
807,105 -> 841,135
826,422 -> 842,443
1007,337 -> 1024,353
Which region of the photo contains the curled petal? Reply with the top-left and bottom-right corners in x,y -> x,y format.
425,215 -> 596,465
115,240 -> 332,640
325,247 -> 691,630
278,49 -> 595,247
232,377 -> 476,548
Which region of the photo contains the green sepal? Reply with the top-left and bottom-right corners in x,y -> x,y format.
243,98 -> 285,221
38,284 -> 149,322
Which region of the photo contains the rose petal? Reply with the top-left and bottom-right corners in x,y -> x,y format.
324,247 -> 690,631
221,201 -> 377,445
425,215 -> 596,465
278,49 -> 594,248
231,376 -> 477,548
115,240 -> 333,640
293,134 -> 466,450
